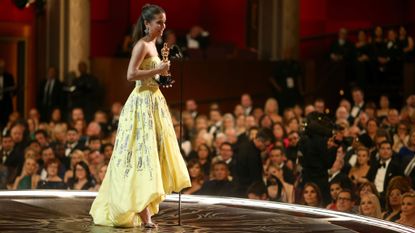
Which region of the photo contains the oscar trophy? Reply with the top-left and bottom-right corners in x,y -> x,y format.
156,43 -> 175,88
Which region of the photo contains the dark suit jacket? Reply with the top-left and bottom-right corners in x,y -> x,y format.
366,156 -> 402,195
234,140 -> 263,197
37,78 -> 64,121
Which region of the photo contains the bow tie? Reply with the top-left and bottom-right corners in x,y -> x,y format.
378,162 -> 386,168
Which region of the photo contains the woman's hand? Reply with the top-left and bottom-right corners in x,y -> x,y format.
156,61 -> 170,74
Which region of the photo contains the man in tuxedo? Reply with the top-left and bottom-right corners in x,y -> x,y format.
0,134 -> 17,188
241,93 -> 253,116
197,161 -> 236,197
348,87 -> 365,124
185,99 -> 199,119
211,142 -> 237,179
0,59 -> 16,128
37,66 -> 64,122
234,128 -> 274,197
62,127 -> 85,169
366,140 -> 402,200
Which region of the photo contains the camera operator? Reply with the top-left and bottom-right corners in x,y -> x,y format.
298,111 -> 351,204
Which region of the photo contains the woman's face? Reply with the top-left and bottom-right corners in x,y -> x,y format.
146,13 -> 166,38
47,163 -> 59,177
366,121 -> 377,133
51,109 -> 62,122
380,96 -> 389,108
75,164 -> 87,180
389,189 -> 402,207
266,100 -> 278,113
273,124 -> 284,139
304,185 -> 318,206
234,105 -> 244,117
330,183 -> 342,200
223,117 -> 234,129
401,196 -> 415,217
360,195 -> 376,216
375,26 -> 383,37
71,153 -> 82,168
357,150 -> 369,166
360,184 -> 373,197
260,116 -> 272,128
189,163 -> 202,178
197,146 -> 209,159
98,165 -> 108,182
24,158 -> 37,175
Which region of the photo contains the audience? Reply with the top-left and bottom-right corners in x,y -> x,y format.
0,25 -> 414,227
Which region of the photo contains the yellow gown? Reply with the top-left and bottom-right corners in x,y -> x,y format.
89,56 -> 191,227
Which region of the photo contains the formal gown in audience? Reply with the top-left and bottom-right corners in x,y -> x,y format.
37,158 -> 67,189
64,150 -> 85,183
67,161 -> 95,190
13,157 -> 40,190
348,146 -> 371,186
183,160 -> 205,195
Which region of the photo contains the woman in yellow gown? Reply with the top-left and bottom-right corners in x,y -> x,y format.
89,4 -> 191,228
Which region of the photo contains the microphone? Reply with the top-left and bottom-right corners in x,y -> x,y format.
169,44 -> 183,59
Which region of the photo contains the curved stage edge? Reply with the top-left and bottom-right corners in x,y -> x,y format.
0,190 -> 413,233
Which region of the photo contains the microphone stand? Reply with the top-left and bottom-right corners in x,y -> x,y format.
170,45 -> 184,226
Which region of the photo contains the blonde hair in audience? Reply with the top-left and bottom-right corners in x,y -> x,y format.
359,193 -> 382,218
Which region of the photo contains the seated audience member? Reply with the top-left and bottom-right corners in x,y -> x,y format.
396,192 -> 415,228
393,122 -> 409,153
382,176 -> 412,221
348,146 -> 371,186
67,161 -> 94,190
64,150 -> 85,183
266,163 -> 295,203
36,158 -> 67,189
359,193 -> 382,218
300,182 -> 323,208
247,181 -> 268,200
180,25 -> 210,50
266,146 -> 295,184
211,142 -> 236,178
366,140 -> 402,200
12,157 -> 40,190
90,164 -> 107,191
326,181 -> 343,210
197,161 -> 236,197
336,189 -> 358,214
183,160 -> 205,195
398,129 -> 415,169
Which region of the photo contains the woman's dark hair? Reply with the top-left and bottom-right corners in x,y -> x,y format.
132,4 -> 165,45
73,161 -> 92,183
300,182 -> 323,207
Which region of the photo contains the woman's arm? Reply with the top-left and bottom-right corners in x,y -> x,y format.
126,41 -> 169,81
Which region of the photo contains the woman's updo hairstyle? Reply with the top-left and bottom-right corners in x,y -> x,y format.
132,4 -> 165,45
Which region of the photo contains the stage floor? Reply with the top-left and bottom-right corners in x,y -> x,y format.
0,191 -> 413,233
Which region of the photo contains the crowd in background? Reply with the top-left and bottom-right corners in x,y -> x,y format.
0,25 -> 415,228
0,88 -> 415,226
